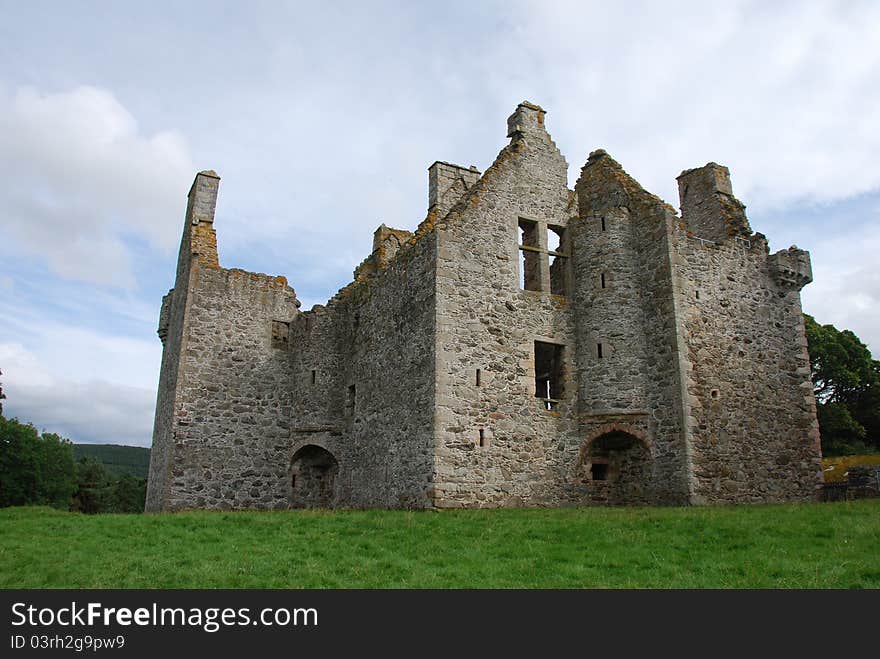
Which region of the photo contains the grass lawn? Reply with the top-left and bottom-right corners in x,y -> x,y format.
1,501 -> 878,588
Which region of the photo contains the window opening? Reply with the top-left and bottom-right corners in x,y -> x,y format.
548,224 -> 568,296
271,320 -> 290,349
346,384 -> 356,417
591,462 -> 609,481
534,341 -> 564,410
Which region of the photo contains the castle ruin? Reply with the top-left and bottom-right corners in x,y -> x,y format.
145,102 -> 823,511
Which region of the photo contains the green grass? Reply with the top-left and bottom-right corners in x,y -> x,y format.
1,501 -> 878,588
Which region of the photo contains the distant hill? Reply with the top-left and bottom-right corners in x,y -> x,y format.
73,444 -> 151,479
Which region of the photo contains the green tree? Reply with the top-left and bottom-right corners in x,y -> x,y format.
805,314 -> 880,455
71,457 -> 112,514
0,417 -> 76,508
109,475 -> 147,513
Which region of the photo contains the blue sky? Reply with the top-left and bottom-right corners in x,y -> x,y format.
1,1 -> 878,446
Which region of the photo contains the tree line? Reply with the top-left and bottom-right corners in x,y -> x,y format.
804,315 -> 879,455
0,380 -> 146,513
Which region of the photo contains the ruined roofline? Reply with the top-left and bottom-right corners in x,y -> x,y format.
578,150 -> 772,249
301,101 -> 566,312
183,169 -> 301,302
577,148 -> 680,217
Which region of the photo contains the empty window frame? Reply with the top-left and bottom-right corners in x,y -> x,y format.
517,219 -> 569,295
518,218 -> 542,291
590,461 -> 609,481
534,341 -> 564,410
548,225 -> 568,296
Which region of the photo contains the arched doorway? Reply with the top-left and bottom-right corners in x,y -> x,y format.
290,445 -> 339,509
581,425 -> 652,505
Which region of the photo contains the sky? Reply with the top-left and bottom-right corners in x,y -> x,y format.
0,0 -> 878,447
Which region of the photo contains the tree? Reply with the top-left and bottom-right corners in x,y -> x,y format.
70,457 -> 112,514
0,417 -> 77,508
109,475 -> 147,513
805,314 -> 880,455
0,367 -> 5,416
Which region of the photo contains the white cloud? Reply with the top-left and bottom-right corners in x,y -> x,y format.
801,223 -> 880,355
0,342 -> 155,446
0,85 -> 194,287
509,1 -> 880,211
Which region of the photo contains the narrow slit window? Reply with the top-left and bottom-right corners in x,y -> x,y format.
311,369 -> 317,385
548,224 -> 568,296
476,368 -> 481,386
518,218 -> 542,291
534,340 -> 564,410
346,384 -> 356,417
695,290 -> 700,300
600,217 -> 606,232
600,272 -> 606,289
479,429 -> 485,447
597,343 -> 604,359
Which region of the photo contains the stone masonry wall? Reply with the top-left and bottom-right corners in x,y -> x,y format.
432,103 -> 581,507
146,171 -> 220,511
163,266 -> 300,510
675,228 -> 823,502
288,229 -> 437,509
572,151 -> 692,505
146,170 -> 302,511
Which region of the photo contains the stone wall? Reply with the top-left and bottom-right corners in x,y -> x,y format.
162,266 -> 300,510
432,102 -> 581,507
674,191 -> 823,502
146,171 -> 220,511
146,170 -> 302,511
573,151 -> 692,505
288,226 -> 437,509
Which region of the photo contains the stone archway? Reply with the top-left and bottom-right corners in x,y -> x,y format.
290,445 -> 339,509
579,424 -> 653,505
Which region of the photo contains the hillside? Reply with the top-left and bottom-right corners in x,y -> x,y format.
73,444 -> 150,478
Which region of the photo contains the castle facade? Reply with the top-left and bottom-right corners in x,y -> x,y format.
146,102 -> 822,511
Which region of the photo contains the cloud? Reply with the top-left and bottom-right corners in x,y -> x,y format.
801,215 -> 880,354
0,85 -> 194,288
506,1 -> 880,211
0,342 -> 155,446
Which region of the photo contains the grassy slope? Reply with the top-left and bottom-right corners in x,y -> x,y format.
73,444 -> 151,478
1,502 -> 877,589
